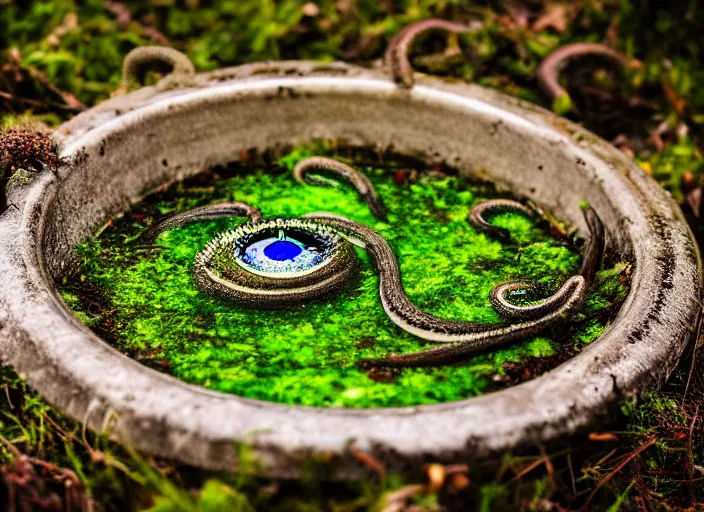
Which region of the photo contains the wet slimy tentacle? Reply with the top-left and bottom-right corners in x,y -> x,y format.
384,18 -> 481,88
122,46 -> 197,91
351,206 -> 604,367
468,199 -> 534,244
364,276 -> 587,368
142,202 -> 261,243
536,43 -> 630,112
294,157 -> 388,221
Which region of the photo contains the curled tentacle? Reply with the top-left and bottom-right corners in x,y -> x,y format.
384,18 -> 481,88
122,46 -> 196,91
294,157 -> 388,221
142,202 -> 261,243
490,277 -> 584,322
536,43 -> 630,112
468,199 -> 534,244
352,206 -> 604,368
474,202 -> 604,322
363,276 -> 587,368
303,208 -> 601,369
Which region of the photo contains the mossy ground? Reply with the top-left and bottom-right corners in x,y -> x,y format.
3,0 -> 704,510
58,146 -> 627,408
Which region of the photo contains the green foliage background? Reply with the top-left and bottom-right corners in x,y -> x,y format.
2,1 -> 704,511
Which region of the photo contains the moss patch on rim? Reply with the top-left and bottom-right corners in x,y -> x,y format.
58,145 -> 629,408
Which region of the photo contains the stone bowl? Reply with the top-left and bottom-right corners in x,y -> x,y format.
0,60 -> 700,478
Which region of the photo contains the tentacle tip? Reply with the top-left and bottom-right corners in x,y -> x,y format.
581,204 -> 598,220
398,77 -> 415,88
365,194 -> 389,222
388,70 -> 414,88
373,208 -> 389,223
581,206 -> 605,234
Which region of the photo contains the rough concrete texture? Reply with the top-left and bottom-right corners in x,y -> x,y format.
0,61 -> 700,477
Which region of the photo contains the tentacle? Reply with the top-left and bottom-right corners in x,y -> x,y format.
362,276 -> 586,368
579,206 -> 605,286
142,202 -> 261,243
294,157 -> 388,221
468,199 -> 534,243
304,210 -> 595,354
490,277 -> 582,322
488,206 -> 605,321
384,18 -> 480,88
122,46 -> 196,91
536,43 -> 630,112
348,206 -> 604,368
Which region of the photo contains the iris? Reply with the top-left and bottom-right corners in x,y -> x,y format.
223,220 -> 343,278
263,240 -> 303,261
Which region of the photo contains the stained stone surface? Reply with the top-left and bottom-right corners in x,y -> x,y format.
0,61 -> 699,477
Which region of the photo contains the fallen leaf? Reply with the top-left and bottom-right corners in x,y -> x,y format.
589,432 -> 619,442
450,472 -> 470,491
425,463 -> 445,492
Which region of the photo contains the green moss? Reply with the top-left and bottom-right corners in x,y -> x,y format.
621,392 -> 687,433
638,137 -> 704,201
59,148 -> 628,408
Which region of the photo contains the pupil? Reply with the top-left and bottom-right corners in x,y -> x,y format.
263,240 -> 303,261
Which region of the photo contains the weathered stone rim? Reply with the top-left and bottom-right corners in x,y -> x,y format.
0,61 -> 700,478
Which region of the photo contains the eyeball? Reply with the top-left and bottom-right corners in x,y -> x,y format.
194,218 -> 359,307
234,220 -> 341,277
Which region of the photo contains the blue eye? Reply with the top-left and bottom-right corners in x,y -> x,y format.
194,218 -> 359,307
237,228 -> 326,276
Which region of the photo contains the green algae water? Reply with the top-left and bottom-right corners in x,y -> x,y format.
58,146 -> 629,408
